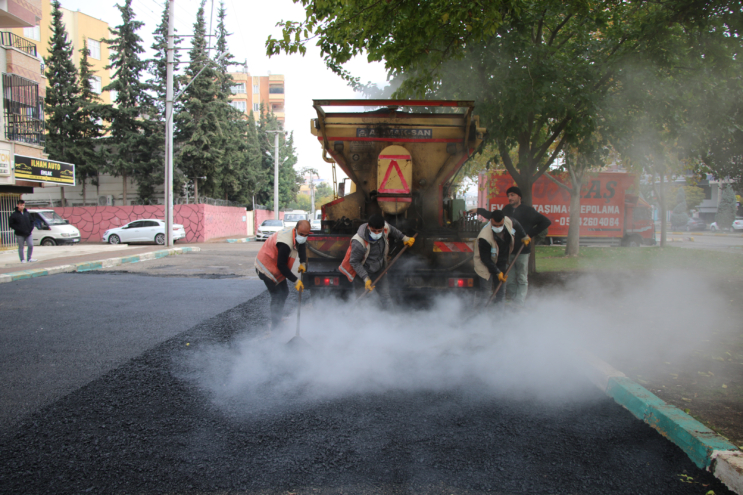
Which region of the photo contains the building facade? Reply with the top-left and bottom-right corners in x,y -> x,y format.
0,0 -> 57,248
228,68 -> 285,125
11,0 -> 111,104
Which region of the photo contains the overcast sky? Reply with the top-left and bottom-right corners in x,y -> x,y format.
59,0 -> 390,183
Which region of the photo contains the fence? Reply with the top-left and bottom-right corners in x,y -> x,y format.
0,193 -> 21,250
0,31 -> 38,57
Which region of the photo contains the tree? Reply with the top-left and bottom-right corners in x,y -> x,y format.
671,187 -> 689,229
175,2 -> 223,201
716,184 -> 737,230
244,110 -> 267,209
683,185 -> 705,213
103,0 -> 154,205
139,0 -> 183,203
254,106 -> 301,210
315,182 -> 334,207
44,0 -> 80,206
74,40 -> 105,205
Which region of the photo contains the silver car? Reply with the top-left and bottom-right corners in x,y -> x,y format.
256,219 -> 285,240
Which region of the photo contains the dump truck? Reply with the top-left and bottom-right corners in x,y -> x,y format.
478,171 -> 656,246
304,100 -> 487,297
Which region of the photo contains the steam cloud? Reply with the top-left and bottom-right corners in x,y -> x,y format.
184,271 -> 733,418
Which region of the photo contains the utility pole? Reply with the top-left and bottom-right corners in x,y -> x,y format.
164,0 -> 175,246
266,130 -> 282,220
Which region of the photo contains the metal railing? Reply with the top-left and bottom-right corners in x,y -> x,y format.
0,31 -> 37,57
3,73 -> 45,146
176,196 -> 244,207
0,193 -> 21,250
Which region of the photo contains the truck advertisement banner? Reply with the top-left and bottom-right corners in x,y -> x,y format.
478,171 -> 637,237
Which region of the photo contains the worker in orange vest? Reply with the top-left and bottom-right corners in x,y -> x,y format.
255,220 -> 311,328
338,214 -> 414,304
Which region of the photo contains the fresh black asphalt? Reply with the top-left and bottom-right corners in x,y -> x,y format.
0,272 -> 733,494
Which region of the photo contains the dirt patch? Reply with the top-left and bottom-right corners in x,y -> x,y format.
531,271 -> 743,448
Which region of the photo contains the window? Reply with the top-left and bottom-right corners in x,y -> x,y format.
2,73 -> 44,145
87,39 -> 101,60
126,221 -> 144,229
231,83 -> 245,94
143,220 -> 160,227
253,84 -> 259,93
269,85 -> 284,94
23,26 -> 40,41
253,103 -> 260,112
230,100 -> 246,112
90,76 -> 102,94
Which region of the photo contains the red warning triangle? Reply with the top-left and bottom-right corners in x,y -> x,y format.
379,159 -> 410,194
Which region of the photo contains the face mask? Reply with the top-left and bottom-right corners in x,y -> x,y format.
369,231 -> 383,241
492,226 -> 504,234
295,234 -> 307,245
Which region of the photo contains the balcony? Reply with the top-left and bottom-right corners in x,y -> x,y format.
3,73 -> 44,146
0,31 -> 37,57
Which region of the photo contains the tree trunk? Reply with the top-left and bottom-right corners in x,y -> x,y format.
194,180 -> 199,203
658,173 -> 667,247
60,187 -> 66,207
82,179 -> 86,206
122,174 -> 128,206
566,187 -> 581,256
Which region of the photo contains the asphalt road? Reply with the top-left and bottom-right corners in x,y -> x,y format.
662,232 -> 743,252
0,269 -> 734,494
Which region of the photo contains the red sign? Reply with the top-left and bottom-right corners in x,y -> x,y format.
478,172 -> 637,237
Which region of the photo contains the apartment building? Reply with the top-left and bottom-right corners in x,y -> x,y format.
0,0 -> 74,248
229,68 -> 285,125
12,0 -> 111,104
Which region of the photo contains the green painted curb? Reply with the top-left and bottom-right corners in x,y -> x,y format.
226,238 -> 253,243
607,376 -> 738,469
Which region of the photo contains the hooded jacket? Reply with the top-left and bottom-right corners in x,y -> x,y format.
8,207 -> 34,237
339,222 -> 409,282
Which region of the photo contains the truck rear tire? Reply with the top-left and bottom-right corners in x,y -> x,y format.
621,235 -> 641,247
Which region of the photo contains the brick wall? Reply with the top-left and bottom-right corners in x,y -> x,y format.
43,204 -> 247,243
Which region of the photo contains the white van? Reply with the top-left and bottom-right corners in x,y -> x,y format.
28,209 -> 81,246
283,210 -> 308,229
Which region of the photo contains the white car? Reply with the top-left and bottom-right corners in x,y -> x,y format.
256,219 -> 285,240
311,219 -> 321,231
28,209 -> 81,246
733,218 -> 743,231
103,219 -> 185,245
283,211 -> 308,229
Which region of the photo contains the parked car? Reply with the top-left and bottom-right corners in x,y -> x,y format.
28,209 -> 81,246
256,219 -> 285,241
283,210 -> 308,229
311,219 -> 321,231
734,218 -> 743,231
685,218 -> 707,231
102,219 -> 185,245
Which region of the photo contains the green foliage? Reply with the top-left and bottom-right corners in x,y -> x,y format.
716,184 -> 737,230
671,187 -> 689,228
44,0 -> 80,165
254,106 -> 301,210
73,40 -> 104,198
102,0 -> 155,198
683,186 -> 705,212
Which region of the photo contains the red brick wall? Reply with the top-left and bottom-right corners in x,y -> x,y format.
43,204 -> 247,243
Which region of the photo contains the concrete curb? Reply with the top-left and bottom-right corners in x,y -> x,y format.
0,247 -> 201,284
579,350 -> 743,494
226,237 -> 254,243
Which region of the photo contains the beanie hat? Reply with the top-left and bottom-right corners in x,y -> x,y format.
506,186 -> 522,198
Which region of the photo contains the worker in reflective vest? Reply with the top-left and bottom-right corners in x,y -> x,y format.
338,214 -> 414,304
473,209 -> 528,306
255,220 -> 310,328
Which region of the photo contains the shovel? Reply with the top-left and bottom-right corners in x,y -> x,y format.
287,272 -> 309,347
485,243 -> 525,306
354,233 -> 418,306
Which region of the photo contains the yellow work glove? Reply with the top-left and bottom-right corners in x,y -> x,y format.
522,236 -> 531,246
298,263 -> 307,273
403,237 -> 415,248
497,272 -> 508,283
295,280 -> 304,292
364,279 -> 374,291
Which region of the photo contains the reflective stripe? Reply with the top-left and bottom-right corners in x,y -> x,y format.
255,259 -> 277,283
339,264 -> 354,282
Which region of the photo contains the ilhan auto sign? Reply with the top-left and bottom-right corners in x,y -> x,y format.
13,155 -> 75,186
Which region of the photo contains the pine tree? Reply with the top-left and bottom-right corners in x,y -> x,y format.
214,1 -> 249,202
44,0 -> 80,206
716,184 -> 737,230
256,106 -> 301,209
138,1 -> 183,203
175,2 -> 223,201
245,111 -> 266,209
73,40 -> 104,205
103,0 -> 154,205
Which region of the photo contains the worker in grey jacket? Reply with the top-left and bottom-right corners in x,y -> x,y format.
338,214 -> 414,304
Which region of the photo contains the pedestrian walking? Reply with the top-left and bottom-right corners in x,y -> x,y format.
8,199 -> 36,263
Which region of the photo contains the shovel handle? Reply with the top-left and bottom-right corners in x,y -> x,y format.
355,233 -> 418,304
486,243 -> 525,305
296,272 -> 302,337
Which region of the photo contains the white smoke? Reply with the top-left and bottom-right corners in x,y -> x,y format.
184,270 -> 734,418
